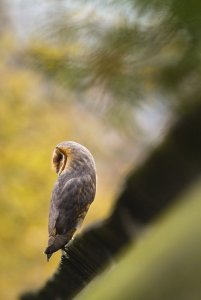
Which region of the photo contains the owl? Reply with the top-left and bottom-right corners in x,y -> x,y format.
44,141 -> 96,261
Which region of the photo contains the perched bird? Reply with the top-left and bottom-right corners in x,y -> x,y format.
44,141 -> 96,261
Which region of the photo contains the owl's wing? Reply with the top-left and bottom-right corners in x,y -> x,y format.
45,174 -> 96,260
48,174 -> 95,238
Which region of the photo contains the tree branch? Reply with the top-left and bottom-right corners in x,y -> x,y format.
21,102 -> 201,300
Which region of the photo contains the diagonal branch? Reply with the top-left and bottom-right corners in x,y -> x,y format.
21,102 -> 201,300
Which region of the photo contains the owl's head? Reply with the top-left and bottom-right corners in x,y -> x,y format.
52,141 -> 95,175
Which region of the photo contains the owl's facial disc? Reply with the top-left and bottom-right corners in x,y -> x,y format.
53,147 -> 67,175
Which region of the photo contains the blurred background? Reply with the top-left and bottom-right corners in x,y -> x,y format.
0,0 -> 201,299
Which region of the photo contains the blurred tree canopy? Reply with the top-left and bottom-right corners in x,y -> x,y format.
25,0 -> 201,112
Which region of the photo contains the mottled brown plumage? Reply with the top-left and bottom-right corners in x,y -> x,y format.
44,141 -> 96,261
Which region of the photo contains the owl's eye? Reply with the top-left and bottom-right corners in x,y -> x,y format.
53,148 -> 67,174
57,152 -> 63,162
57,152 -> 65,173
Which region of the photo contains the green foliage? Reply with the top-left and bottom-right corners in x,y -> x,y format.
25,0 -> 201,112
25,42 -> 87,89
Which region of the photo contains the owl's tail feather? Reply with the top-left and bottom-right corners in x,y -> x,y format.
44,244 -> 57,261
44,233 -> 73,261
